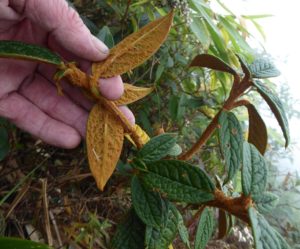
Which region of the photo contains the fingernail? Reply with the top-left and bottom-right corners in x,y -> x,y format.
92,36 -> 109,54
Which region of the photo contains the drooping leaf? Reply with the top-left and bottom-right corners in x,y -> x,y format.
0,40 -> 62,65
0,127 -> 9,161
252,192 -> 279,214
218,111 -> 244,183
177,212 -> 191,249
131,176 -> 169,228
111,209 -> 145,249
141,160 -> 215,204
114,84 -> 154,106
145,203 -> 180,249
0,237 -> 53,249
137,133 -> 177,162
195,207 -> 215,249
242,142 -> 268,196
86,103 -> 124,191
248,207 -> 290,249
92,11 -> 174,80
190,54 -> 237,75
97,26 -> 114,48
249,57 -> 280,79
253,80 -> 290,147
247,104 -> 268,155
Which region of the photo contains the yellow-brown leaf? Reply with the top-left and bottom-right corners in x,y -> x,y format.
86,103 -> 124,191
125,124 -> 150,147
91,11 -> 174,82
114,84 -> 154,106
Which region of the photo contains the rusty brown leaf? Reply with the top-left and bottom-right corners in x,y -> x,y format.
91,11 -> 174,85
125,124 -> 150,147
86,103 -> 124,191
114,84 -> 154,106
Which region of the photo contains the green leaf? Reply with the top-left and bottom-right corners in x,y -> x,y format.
0,237 -> 53,249
248,207 -> 290,249
137,133 -> 177,162
190,16 -> 210,49
252,192 -> 279,214
111,209 -> 145,249
167,144 -> 182,157
247,104 -> 268,155
145,203 -> 180,249
131,176 -> 169,228
218,111 -> 243,183
177,212 -> 191,249
253,80 -> 290,147
0,127 -> 9,161
195,208 -> 215,249
190,54 -> 237,76
0,41 -> 62,65
97,26 -> 115,49
141,160 -> 215,204
242,142 -> 268,196
249,57 -> 280,78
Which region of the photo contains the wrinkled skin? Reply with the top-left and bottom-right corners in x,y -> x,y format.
0,0 -> 135,148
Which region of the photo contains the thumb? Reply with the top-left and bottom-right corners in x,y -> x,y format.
14,0 -> 109,61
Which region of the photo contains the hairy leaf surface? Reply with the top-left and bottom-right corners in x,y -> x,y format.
242,142 -> 267,196
218,111 -> 243,182
253,192 -> 279,214
247,104 -> 268,154
131,176 -> 169,228
253,80 -> 289,147
114,84 -> 154,106
0,41 -> 62,65
195,208 -> 215,249
141,160 -> 215,204
86,104 -> 124,190
249,57 -> 280,78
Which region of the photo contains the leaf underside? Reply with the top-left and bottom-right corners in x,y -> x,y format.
249,57 -> 280,79
86,103 -> 124,191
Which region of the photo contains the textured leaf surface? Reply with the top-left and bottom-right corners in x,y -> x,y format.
86,104 -> 124,190
111,209 -> 145,249
0,40 -> 62,65
0,237 -> 52,249
248,207 -> 290,249
253,192 -> 279,214
114,84 -> 153,106
218,111 -> 243,182
131,176 -> 169,228
195,208 -> 215,249
249,57 -> 280,78
178,213 -> 191,249
137,133 -> 177,162
242,142 -> 267,196
125,124 -> 150,147
145,203 -> 179,249
253,80 -> 289,147
190,54 -> 237,75
92,11 -> 174,79
247,104 -> 268,155
141,160 -> 215,204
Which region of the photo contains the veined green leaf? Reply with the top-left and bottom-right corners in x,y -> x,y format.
145,203 -> 179,249
141,160 -> 215,204
249,57 -> 280,79
0,41 -> 62,65
252,192 -> 279,214
131,176 -> 169,228
195,208 -> 215,249
137,133 -> 177,162
111,209 -> 145,249
247,104 -> 268,155
178,212 -> 191,249
218,111 -> 243,183
253,80 -> 290,147
0,237 -> 53,249
242,142 -> 267,196
248,207 -> 290,249
190,54 -> 237,75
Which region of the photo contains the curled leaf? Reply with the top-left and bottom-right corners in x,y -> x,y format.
86,103 -> 124,191
125,124 -> 150,147
114,84 -> 154,106
91,11 -> 174,81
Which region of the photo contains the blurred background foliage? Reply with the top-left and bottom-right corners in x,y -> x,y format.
1,0 -> 299,248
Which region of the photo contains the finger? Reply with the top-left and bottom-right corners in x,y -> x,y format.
0,92 -> 81,148
118,106 -> 135,125
99,76 -> 124,100
19,74 -> 89,137
13,0 -> 109,61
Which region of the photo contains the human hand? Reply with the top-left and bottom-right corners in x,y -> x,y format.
0,0 -> 135,148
